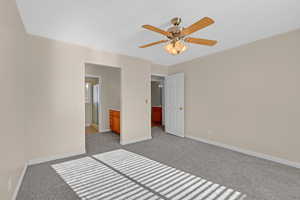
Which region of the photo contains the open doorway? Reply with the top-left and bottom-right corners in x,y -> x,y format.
151,75 -> 165,132
84,63 -> 121,152
85,76 -> 100,134
151,73 -> 185,138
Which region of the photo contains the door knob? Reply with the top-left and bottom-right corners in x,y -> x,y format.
179,107 -> 183,110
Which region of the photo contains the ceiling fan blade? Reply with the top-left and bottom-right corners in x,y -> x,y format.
184,37 -> 217,46
139,40 -> 169,48
181,17 -> 214,36
142,25 -> 172,37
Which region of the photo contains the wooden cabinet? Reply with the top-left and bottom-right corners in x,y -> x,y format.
152,106 -> 162,126
109,109 -> 120,134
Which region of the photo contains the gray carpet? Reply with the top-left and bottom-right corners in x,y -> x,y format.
17,127 -> 300,200
52,156 -> 163,200
93,149 -> 246,199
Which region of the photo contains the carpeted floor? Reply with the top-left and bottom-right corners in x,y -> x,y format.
17,127 -> 300,200
93,149 -> 246,199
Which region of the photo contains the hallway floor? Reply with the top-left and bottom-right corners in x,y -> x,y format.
85,125 -> 98,134
17,128 -> 300,200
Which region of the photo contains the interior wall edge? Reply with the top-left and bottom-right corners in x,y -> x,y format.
11,164 -> 27,200
167,28 -> 300,68
120,136 -> 152,146
27,150 -> 86,166
187,135 -> 300,169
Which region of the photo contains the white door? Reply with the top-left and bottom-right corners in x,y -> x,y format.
165,73 -> 184,137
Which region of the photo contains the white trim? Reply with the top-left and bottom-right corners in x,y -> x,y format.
27,151 -> 86,165
108,107 -> 120,112
12,164 -> 27,200
85,61 -> 119,69
100,128 -> 111,132
151,73 -> 167,77
187,135 -> 300,169
121,136 -> 152,145
85,74 -> 103,82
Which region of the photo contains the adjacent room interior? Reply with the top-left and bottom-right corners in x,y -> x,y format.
1,0 -> 300,200
85,76 -> 100,134
151,75 -> 165,130
85,63 -> 121,149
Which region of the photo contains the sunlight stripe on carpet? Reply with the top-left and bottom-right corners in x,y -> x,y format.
93,149 -> 247,200
52,157 -> 163,200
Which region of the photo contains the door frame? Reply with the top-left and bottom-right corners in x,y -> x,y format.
85,74 -> 102,132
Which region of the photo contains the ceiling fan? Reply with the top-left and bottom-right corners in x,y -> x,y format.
139,17 -> 217,55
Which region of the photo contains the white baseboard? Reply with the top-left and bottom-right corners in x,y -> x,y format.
28,151 -> 86,165
100,128 -> 111,133
121,136 -> 152,145
187,135 -> 300,169
12,164 -> 27,200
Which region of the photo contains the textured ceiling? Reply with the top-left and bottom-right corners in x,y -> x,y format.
16,0 -> 300,66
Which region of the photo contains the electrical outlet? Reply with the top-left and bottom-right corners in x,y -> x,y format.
8,177 -> 12,192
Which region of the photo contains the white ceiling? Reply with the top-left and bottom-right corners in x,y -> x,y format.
16,0 -> 300,66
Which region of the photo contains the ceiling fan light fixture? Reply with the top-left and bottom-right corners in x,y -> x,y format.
164,40 -> 187,55
139,17 -> 217,54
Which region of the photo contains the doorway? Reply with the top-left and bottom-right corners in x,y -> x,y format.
84,63 -> 121,154
151,73 -> 185,138
85,76 -> 100,134
151,75 -> 165,131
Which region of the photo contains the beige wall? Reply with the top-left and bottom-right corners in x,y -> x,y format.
0,0 -> 26,199
121,59 -> 152,144
169,29 -> 300,163
85,64 -> 121,131
24,34 -> 158,160
151,63 -> 168,76
0,5 -> 164,195
25,35 -> 87,161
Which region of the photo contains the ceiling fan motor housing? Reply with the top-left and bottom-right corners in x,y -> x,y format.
168,17 -> 183,39
168,26 -> 181,35
171,17 -> 182,26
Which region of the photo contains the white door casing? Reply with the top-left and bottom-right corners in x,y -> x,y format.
165,73 -> 184,137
